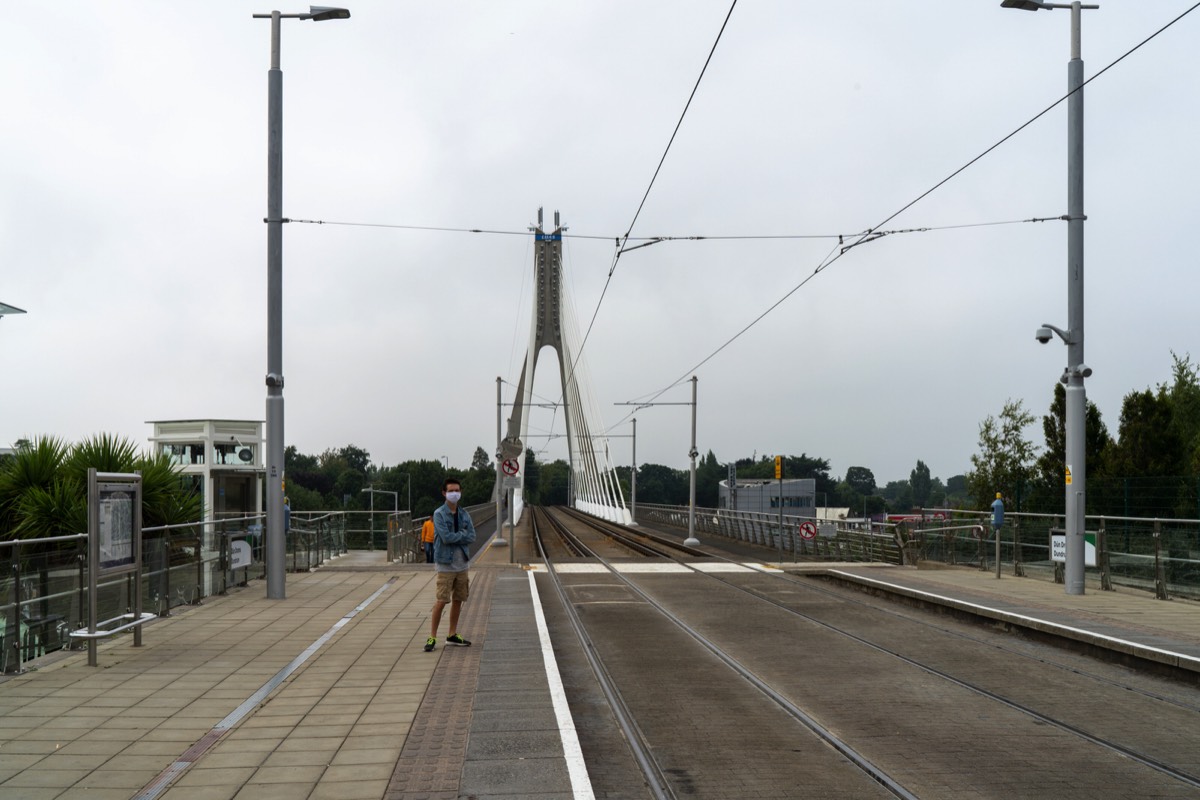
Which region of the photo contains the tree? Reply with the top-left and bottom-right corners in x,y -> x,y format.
0,433 -> 201,540
1107,388 -> 1182,478
967,399 -> 1038,510
1167,351 -> 1200,473
522,449 -> 541,503
881,479 -> 914,512
637,463 -> 689,505
1032,382 -> 1112,513
845,466 -> 876,497
539,460 -> 570,505
338,444 -> 372,476
471,446 -> 491,472
696,450 -> 723,508
910,460 -> 932,508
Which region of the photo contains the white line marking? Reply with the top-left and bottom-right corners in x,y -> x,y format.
828,569 -> 1200,668
527,571 -> 595,800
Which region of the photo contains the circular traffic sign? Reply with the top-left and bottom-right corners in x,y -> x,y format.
799,521 -> 817,540
501,458 -> 520,476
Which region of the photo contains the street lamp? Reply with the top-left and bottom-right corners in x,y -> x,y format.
1004,0 -> 1097,596
441,455 -> 449,470
684,376 -> 700,547
253,6 -> 350,601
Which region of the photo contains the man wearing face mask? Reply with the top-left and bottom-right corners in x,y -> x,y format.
425,476 -> 476,652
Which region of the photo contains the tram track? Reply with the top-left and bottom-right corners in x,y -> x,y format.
544,505 -> 1200,797
533,506 -> 913,799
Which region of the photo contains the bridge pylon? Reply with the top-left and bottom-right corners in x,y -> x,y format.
498,209 -> 630,525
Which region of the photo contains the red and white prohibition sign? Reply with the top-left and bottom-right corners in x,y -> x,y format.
799,521 -> 818,540
501,458 -> 521,477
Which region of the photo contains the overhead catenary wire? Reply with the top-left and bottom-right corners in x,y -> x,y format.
614,2 -> 1200,421
289,215 -> 1056,246
561,0 -> 739,398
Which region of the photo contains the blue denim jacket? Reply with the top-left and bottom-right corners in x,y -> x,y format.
432,503 -> 476,565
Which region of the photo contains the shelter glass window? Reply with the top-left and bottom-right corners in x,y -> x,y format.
214,443 -> 256,466
162,443 -> 205,465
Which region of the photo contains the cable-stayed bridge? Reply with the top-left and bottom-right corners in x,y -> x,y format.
496,209 -> 631,525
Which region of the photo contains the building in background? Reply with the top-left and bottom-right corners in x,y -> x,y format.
719,478 -> 816,517
147,418 -> 265,527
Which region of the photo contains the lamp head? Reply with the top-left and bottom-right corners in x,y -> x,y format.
1001,0 -> 1049,10
304,6 -> 350,21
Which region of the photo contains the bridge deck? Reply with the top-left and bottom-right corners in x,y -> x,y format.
0,518 -> 1197,799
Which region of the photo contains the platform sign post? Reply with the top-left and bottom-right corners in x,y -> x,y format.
501,457 -> 520,562
87,470 -> 144,667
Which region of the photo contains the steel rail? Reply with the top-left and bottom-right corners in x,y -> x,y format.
571,508 -> 1200,790
532,509 -> 675,800
545,507 -> 917,800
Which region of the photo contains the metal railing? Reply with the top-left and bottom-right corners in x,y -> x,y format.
902,509 -> 1200,600
0,512 -> 338,674
1,499 -> 520,674
635,503 -> 902,565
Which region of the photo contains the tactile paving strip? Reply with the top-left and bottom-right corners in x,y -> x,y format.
385,569 -> 495,799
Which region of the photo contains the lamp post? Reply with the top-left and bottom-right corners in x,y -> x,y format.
1004,0 -> 1097,596
630,417 -> 637,525
400,473 -> 412,513
495,377 -> 507,548
684,376 -> 700,547
253,5 -> 350,601
441,455 -> 449,470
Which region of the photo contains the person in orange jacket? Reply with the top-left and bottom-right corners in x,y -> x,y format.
421,516 -> 436,563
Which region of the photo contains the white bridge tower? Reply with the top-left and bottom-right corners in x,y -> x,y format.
499,209 -> 631,524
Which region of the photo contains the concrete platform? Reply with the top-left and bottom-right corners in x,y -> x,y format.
2,530 -> 1198,799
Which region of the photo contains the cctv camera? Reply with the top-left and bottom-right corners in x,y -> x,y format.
1035,327 -> 1053,344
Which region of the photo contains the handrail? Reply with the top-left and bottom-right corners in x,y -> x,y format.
0,533 -> 87,549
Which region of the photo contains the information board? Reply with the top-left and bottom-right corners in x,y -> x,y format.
91,472 -> 142,576
97,485 -> 136,570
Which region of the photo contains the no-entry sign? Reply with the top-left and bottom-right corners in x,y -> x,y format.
501,458 -> 521,476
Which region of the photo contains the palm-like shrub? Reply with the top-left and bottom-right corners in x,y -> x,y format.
0,434 -> 202,540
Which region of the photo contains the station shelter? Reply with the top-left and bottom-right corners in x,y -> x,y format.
147,420 -> 265,596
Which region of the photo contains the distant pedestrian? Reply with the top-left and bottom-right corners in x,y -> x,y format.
283,497 -> 291,534
991,493 -> 1005,533
421,516 -> 436,563
425,477 -> 476,652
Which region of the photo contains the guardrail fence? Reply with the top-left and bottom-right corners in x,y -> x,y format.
633,502 -> 1200,602
1,502 -> 499,673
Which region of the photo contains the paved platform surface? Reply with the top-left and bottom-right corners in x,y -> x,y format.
2,528 -> 1198,799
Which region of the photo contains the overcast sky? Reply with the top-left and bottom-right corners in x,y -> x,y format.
2,2 -> 1198,490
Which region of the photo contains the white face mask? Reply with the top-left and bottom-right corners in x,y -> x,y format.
445,491 -> 462,504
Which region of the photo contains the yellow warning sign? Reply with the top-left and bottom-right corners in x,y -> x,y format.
1065,465 -> 1073,486
774,456 -> 782,480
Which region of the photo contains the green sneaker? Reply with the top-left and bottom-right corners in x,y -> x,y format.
423,637 -> 436,652
446,633 -> 471,646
